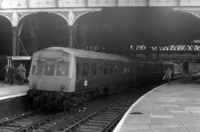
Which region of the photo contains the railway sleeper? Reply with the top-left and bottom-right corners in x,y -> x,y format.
103,109 -> 126,114
12,121 -> 32,126
101,112 -> 118,116
0,126 -> 19,131
85,122 -> 106,126
93,117 -> 113,121
100,115 -> 118,119
88,120 -> 109,124
74,130 -> 97,132
101,114 -> 118,117
6,124 -> 22,128
78,125 -> 103,131
95,115 -> 116,119
101,111 -> 121,115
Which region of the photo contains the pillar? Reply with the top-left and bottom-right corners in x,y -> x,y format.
11,27 -> 18,56
68,26 -> 74,48
51,8 -> 102,49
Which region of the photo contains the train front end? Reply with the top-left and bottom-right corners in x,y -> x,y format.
27,48 -> 76,109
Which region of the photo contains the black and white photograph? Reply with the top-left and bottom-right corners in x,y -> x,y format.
0,0 -> 199,132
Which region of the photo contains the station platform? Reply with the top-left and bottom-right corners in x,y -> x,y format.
114,77 -> 200,132
0,82 -> 29,100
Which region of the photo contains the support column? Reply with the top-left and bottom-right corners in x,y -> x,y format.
51,8 -> 102,49
69,26 -> 74,48
11,27 -> 18,56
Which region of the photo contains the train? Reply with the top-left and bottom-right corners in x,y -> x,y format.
27,47 -> 181,111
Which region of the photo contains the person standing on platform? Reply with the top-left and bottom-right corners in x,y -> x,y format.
16,63 -> 26,85
4,65 -> 9,84
23,65 -> 27,82
163,68 -> 173,85
8,64 -> 16,85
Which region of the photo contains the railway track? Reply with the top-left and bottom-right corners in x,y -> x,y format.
0,93 -> 127,132
0,110 -> 66,132
61,95 -> 137,132
42,86 -> 147,132
0,84 -> 155,132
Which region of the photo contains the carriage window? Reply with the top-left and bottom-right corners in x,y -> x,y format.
83,62 -> 89,76
124,67 -> 127,73
91,62 -> 97,75
32,60 -> 44,75
44,60 -> 56,76
114,64 -> 118,74
56,61 -> 69,76
99,63 -> 103,74
104,63 -> 108,74
76,62 -> 80,75
109,63 -> 113,74
119,64 -> 123,73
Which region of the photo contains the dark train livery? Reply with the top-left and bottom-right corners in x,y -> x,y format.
27,47 -> 179,110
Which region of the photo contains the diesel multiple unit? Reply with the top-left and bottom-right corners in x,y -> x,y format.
27,47 -> 175,110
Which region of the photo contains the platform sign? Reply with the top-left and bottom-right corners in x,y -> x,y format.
8,56 -> 32,60
7,56 -> 32,67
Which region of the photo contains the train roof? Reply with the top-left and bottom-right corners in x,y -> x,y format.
37,47 -> 136,62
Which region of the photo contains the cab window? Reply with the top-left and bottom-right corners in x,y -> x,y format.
56,61 -> 69,76
32,60 -> 44,75
44,60 -> 56,76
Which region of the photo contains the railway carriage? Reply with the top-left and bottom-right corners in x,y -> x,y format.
28,47 -> 138,109
136,60 -> 163,83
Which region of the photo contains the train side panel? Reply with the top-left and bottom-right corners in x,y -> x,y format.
75,57 -> 137,92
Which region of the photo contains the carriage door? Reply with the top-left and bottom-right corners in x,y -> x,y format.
42,59 -> 57,91
56,60 -> 70,90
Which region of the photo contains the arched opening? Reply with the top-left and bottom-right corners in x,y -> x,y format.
0,16 -> 12,55
36,13 -> 69,50
15,13 -> 70,56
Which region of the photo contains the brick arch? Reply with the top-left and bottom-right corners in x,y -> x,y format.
0,13 -> 12,26
51,9 -> 99,26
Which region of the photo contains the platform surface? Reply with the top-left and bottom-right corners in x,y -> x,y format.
0,82 -> 29,100
114,77 -> 200,132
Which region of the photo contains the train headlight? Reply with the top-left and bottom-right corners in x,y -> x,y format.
32,83 -> 37,90
60,85 -> 65,92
